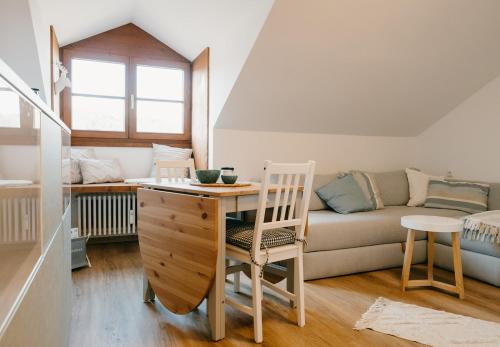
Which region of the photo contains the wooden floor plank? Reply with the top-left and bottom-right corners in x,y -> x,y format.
70,243 -> 500,347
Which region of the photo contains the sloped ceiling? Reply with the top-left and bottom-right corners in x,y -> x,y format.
216,0 -> 500,136
35,0 -> 135,47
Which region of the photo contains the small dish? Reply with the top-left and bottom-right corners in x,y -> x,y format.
195,170 -> 221,184
221,175 -> 238,184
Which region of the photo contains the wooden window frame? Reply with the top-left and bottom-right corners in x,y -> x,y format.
62,49 -> 130,139
61,49 -> 191,146
129,57 -> 191,141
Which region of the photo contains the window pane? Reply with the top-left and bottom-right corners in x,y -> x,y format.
0,87 -> 21,128
72,96 -> 125,131
136,100 -> 183,134
137,65 -> 184,101
72,59 -> 125,97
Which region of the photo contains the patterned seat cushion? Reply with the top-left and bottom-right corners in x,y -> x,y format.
226,219 -> 296,251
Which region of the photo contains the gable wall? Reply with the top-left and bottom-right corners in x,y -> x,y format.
416,73 -> 500,182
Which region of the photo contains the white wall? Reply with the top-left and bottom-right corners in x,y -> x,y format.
416,73 -> 500,182
213,129 -> 416,180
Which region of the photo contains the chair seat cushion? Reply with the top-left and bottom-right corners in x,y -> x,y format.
226,219 -> 296,251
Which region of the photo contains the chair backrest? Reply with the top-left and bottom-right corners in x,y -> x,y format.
155,159 -> 196,183
251,160 -> 316,257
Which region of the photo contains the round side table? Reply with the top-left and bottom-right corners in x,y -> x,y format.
401,215 -> 465,299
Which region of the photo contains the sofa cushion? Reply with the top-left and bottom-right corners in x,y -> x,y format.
425,179 -> 489,214
316,174 -> 374,214
406,168 -> 443,207
309,173 -> 338,211
434,233 -> 500,258
488,183 -> 500,210
305,206 -> 467,253
350,171 -> 384,210
373,170 -> 409,206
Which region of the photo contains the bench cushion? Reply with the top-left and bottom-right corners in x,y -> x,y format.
305,206 -> 467,253
226,219 -> 296,251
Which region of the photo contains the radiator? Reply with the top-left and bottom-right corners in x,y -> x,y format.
0,196 -> 39,244
77,193 -> 137,237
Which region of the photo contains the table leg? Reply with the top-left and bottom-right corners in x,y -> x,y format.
143,271 -> 155,302
233,262 -> 241,293
401,229 -> 416,291
208,199 -> 226,340
451,232 -> 465,299
427,232 -> 434,281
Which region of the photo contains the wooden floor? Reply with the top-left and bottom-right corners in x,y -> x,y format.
70,242 -> 500,347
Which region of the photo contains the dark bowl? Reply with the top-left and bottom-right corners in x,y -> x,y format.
195,170 -> 221,184
221,175 -> 238,184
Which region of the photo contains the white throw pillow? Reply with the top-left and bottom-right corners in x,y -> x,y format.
79,159 -> 124,184
62,159 -> 81,184
70,148 -> 97,183
405,168 -> 441,207
149,144 -> 193,178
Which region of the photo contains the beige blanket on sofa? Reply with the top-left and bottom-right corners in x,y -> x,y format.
462,210 -> 500,244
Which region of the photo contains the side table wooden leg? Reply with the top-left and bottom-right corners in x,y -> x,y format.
451,232 -> 465,299
401,229 -> 416,291
427,232 -> 434,281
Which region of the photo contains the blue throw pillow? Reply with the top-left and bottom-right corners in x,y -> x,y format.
315,174 -> 373,214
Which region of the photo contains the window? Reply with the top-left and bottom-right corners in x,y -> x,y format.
71,59 -> 126,132
135,65 -> 184,134
62,50 -> 191,145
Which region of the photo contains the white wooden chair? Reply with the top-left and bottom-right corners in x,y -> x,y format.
155,158 -> 196,183
225,160 -> 316,343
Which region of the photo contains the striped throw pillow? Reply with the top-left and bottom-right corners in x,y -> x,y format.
350,171 -> 385,210
424,179 -> 490,214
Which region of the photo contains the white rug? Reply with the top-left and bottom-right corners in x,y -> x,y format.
355,297 -> 500,347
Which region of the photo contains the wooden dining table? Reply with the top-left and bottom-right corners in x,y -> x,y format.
137,181 -> 303,341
